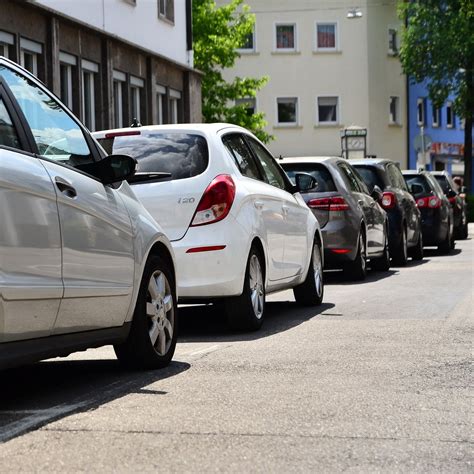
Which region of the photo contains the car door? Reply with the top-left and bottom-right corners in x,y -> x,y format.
0,83 -> 62,342
222,133 -> 286,281
1,64 -> 135,334
245,136 -> 309,278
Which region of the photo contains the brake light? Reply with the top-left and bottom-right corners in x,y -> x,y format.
448,196 -> 457,205
381,191 -> 396,209
416,196 -> 441,208
104,130 -> 141,139
190,175 -> 235,226
308,196 -> 349,211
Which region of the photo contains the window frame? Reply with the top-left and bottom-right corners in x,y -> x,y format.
416,98 -> 425,126
222,133 -> 263,181
388,28 -> 398,55
158,0 -> 175,24
0,86 -> 30,153
156,84 -> 166,125
238,27 -> 256,53
276,97 -> 298,126
432,104 -> 440,128
446,101 -> 455,128
235,97 -> 256,116
317,96 -> 339,126
389,96 -> 400,125
274,23 -> 297,52
315,22 -> 338,52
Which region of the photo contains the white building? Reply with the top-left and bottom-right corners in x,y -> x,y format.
218,0 -> 407,165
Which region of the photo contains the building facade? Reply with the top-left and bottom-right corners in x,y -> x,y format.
408,81 -> 466,178
0,0 -> 202,132
218,0 -> 407,166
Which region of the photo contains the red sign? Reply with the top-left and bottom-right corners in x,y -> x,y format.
431,142 -> 464,156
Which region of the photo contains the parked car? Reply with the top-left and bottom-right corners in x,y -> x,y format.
280,157 -> 390,280
431,171 -> 468,240
0,57 -> 178,370
402,170 -> 454,253
93,124 -> 324,331
350,159 -> 423,265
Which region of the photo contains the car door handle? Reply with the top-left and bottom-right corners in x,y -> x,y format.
282,205 -> 289,215
254,200 -> 264,210
55,177 -> 77,198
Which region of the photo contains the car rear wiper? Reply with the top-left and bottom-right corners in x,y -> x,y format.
127,172 -> 172,184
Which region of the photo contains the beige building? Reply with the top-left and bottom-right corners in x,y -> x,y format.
218,0 -> 407,166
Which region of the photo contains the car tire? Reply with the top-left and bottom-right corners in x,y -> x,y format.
293,240 -> 324,306
344,231 -> 367,281
409,230 -> 424,261
438,221 -> 452,254
461,222 -> 469,240
114,255 -> 177,369
392,225 -> 408,266
372,227 -> 391,271
225,246 -> 265,331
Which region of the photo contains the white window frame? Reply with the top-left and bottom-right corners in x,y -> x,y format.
388,28 -> 398,55
59,63 -> 73,109
446,101 -> 455,128
389,96 -> 400,125
416,98 -> 425,126
59,52 -> 76,110
169,88 -> 181,124
20,38 -> 42,76
238,26 -> 256,53
130,76 -> 144,123
81,59 -> 98,131
316,96 -> 339,126
236,97 -> 256,115
158,0 -> 175,24
315,22 -> 338,52
432,105 -> 440,128
0,31 -> 14,59
274,23 -> 297,52
156,84 -> 166,125
276,97 -> 298,126
113,70 -> 126,129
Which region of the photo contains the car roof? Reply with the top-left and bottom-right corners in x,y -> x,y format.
349,158 -> 394,166
430,171 -> 450,177
278,156 -> 343,165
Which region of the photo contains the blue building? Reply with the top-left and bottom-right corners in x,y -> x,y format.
408,80 -> 467,182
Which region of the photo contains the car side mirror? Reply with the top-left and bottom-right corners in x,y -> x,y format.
76,154 -> 137,185
371,185 -> 383,202
294,172 -> 318,192
409,183 -> 423,195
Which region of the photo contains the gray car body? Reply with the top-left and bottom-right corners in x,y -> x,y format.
280,157 -> 387,269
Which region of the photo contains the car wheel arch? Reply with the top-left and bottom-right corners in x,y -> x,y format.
250,236 -> 267,285
147,241 -> 176,288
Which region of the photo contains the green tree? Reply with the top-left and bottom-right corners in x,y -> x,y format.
398,0 -> 474,193
193,0 -> 272,143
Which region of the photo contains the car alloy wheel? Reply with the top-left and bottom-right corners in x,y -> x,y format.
249,254 -> 264,319
294,241 -> 324,306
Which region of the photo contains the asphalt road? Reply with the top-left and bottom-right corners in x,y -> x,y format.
0,226 -> 472,472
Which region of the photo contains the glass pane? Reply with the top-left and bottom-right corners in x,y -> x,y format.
1,65 -> 93,166
0,98 -> 21,149
318,97 -> 337,122
278,99 -> 296,123
276,25 -> 294,49
353,166 -> 384,191
282,163 -> 336,192
222,134 -> 260,180
317,24 -> 336,48
247,138 -> 286,190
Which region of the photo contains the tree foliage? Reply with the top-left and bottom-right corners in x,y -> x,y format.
398,0 -> 474,192
192,0 -> 272,143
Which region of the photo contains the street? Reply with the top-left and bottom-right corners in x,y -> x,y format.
0,227 -> 472,472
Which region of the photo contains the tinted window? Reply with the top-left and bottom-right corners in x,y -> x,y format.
338,162 -> 362,193
246,137 -> 287,190
403,174 -> 432,195
426,173 -> 445,196
0,65 -> 94,167
0,98 -> 21,149
282,163 -> 336,192
222,134 -> 260,180
433,175 -> 450,193
99,132 -> 208,180
353,165 -> 384,191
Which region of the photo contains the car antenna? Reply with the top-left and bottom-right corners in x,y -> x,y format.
130,118 -> 142,128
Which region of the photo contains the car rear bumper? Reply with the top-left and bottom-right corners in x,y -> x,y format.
321,218 -> 358,268
420,209 -> 446,245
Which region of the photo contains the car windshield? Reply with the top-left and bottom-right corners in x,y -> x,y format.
282,163 -> 336,192
352,165 -> 384,191
433,175 -> 450,193
98,132 -> 208,180
403,174 -> 432,194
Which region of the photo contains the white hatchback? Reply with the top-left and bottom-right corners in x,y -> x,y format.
94,124 -> 324,330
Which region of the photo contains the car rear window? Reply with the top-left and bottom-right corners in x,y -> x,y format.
97,132 -> 208,180
281,163 -> 336,192
403,174 -> 432,194
353,165 -> 384,191
433,175 -> 449,193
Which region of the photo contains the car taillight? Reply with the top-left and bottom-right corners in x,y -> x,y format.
190,175 -> 236,226
381,191 -> 396,209
308,196 -> 349,211
448,196 -> 457,204
416,196 -> 441,209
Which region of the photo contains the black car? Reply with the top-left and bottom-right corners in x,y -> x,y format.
431,171 -> 468,240
402,170 -> 454,254
351,159 -> 423,265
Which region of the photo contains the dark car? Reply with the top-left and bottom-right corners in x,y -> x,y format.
431,171 -> 468,240
402,170 -> 454,254
351,159 -> 423,265
280,157 -> 390,280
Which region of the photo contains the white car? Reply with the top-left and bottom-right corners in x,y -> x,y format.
94,124 -> 324,330
0,57 -> 177,370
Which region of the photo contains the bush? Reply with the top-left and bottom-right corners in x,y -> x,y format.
467,195 -> 474,223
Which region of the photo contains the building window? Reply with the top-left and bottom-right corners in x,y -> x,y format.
20,38 -> 43,77
59,52 -> 76,110
432,105 -> 440,127
277,97 -> 298,125
0,31 -> 14,59
389,96 -> 399,124
236,98 -> 256,116
130,76 -> 144,124
81,59 -> 98,131
239,28 -> 255,52
275,24 -> 296,51
113,70 -> 126,129
169,89 -> 182,124
388,29 -> 398,55
158,0 -> 174,23
317,96 -> 339,125
446,101 -> 455,128
316,23 -> 337,50
155,84 -> 166,125
416,98 -> 425,126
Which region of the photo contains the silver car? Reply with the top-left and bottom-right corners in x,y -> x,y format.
0,57 -> 177,370
281,157 -> 390,280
